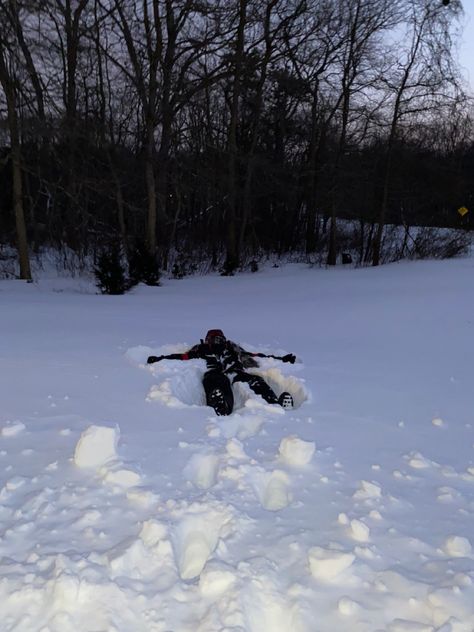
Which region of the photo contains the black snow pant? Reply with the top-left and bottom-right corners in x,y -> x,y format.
232,370 -> 278,404
203,370 -> 234,411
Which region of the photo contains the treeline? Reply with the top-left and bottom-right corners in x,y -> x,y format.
0,0 -> 472,280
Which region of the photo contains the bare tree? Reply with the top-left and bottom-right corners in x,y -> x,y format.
223,0 -> 248,273
0,7 -> 31,280
326,0 -> 399,265
372,0 -> 462,266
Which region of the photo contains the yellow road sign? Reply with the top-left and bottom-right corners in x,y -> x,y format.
457,206 -> 469,217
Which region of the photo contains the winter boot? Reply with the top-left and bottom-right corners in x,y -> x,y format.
278,392 -> 294,409
203,370 -> 234,416
208,387 -> 233,416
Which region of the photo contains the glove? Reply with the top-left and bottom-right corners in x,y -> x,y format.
147,355 -> 163,364
281,353 -> 296,364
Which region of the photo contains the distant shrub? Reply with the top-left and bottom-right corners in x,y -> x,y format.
0,246 -> 17,279
94,245 -> 128,295
411,228 -> 471,260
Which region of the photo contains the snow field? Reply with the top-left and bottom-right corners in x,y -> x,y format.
0,259 -> 474,630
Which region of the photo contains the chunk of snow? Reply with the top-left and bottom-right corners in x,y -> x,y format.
278,435 -> 315,466
443,535 -> 472,558
369,510 -> 383,521
350,519 -> 370,542
178,530 -> 214,580
184,453 -> 219,489
1,420 -> 25,437
109,538 -> 159,579
102,467 -> 141,488
308,546 -> 355,581
226,438 -> 247,459
147,381 -> 188,408
126,488 -> 158,507
355,545 -> 375,559
174,505 -> 234,580
3,476 -> 27,493
73,424 -> 119,469
260,470 -> 291,511
139,520 -> 168,547
406,452 -> 433,469
338,596 -> 360,616
353,480 -> 382,500
199,568 -> 236,597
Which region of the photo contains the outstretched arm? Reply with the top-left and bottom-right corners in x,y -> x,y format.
147,353 -> 185,364
147,345 -> 204,364
243,350 -> 296,363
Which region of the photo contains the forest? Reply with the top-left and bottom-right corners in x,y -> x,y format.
0,0 -> 472,284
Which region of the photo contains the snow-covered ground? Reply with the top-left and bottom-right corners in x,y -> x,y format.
1,258 -> 474,632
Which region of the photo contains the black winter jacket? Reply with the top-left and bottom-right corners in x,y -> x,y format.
162,341 -> 257,374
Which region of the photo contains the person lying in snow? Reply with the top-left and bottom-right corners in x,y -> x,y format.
147,329 -> 296,415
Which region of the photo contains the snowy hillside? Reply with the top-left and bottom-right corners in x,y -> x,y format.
1,259 -> 474,632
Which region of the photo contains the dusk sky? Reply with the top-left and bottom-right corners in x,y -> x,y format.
459,1 -> 474,93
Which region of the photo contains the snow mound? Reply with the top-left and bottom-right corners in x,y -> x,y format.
278,435 -> 315,467
405,451 -> 437,470
1,420 -> 26,437
73,424 -> 119,469
108,534 -> 175,581
350,519 -> 370,542
353,480 -> 382,501
217,412 -> 266,439
308,546 -> 355,581
73,426 -> 142,488
199,566 -> 237,597
173,503 -> 236,580
254,367 -> 308,409
443,535 -> 472,558
102,467 -> 141,488
338,596 -> 360,616
147,368 -> 205,408
256,470 -> 292,511
184,452 -> 220,489
139,519 -> 168,546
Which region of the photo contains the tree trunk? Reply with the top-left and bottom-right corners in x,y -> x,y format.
12,131 -> 31,280
239,0 -> 277,256
145,122 -> 157,255
0,46 -> 31,280
226,0 -> 248,274
372,154 -> 391,267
